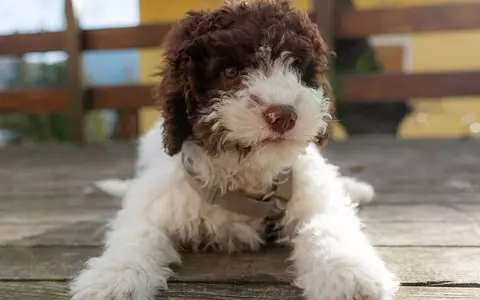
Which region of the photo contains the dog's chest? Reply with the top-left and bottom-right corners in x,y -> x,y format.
176,163 -> 292,251
178,203 -> 287,252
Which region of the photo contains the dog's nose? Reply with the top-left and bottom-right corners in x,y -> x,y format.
263,105 -> 298,134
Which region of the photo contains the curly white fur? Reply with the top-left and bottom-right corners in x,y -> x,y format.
71,54 -> 398,300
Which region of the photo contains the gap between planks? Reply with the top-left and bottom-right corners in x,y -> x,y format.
1,246 -> 479,285
0,282 -> 479,300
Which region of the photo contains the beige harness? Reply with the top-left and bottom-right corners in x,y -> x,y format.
183,161 -> 293,218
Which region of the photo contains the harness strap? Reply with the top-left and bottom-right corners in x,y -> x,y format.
183,164 -> 292,218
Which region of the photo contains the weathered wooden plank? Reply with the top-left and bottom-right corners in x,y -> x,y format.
1,246 -> 479,284
364,222 -> 480,247
3,168 -> 479,195
2,199 -> 479,247
339,71 -> 480,101
5,218 -> 480,247
336,3 -> 480,38
375,192 -> 480,204
2,185 -> 479,212
0,224 -> 64,246
1,190 -> 479,227
360,204 -> 480,223
325,139 -> 480,193
1,221 -> 108,247
397,287 -> 480,299
0,282 -> 302,300
0,247 -> 293,282
1,282 -> 479,300
2,139 -> 480,194
1,140 -> 479,299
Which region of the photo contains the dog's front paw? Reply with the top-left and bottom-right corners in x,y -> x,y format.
70,257 -> 170,300
298,256 -> 399,300
337,266 -> 398,300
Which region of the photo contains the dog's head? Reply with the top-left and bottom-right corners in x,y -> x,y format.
157,0 -> 332,164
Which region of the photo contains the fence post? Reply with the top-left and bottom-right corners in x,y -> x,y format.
311,0 -> 335,145
312,0 -> 335,50
64,0 -> 85,144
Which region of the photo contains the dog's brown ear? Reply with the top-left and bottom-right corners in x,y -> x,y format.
156,11 -> 207,156
157,68 -> 192,156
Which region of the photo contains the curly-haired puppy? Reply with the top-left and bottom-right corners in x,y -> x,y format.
70,1 -> 398,299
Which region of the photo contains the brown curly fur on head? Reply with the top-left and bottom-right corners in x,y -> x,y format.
157,0 -> 331,156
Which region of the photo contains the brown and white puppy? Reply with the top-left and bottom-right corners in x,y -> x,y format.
71,1 -> 397,299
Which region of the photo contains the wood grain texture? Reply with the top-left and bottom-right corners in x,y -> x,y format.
1,140 -> 480,298
4,212 -> 480,247
336,3 -> 480,38
1,246 -> 480,285
2,282 -> 300,300
2,138 -> 479,195
0,282 -> 479,300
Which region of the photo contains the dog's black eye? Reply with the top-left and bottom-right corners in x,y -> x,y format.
223,67 -> 238,78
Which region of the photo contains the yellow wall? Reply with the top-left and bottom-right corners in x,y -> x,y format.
354,0 -> 480,138
137,0 -> 347,139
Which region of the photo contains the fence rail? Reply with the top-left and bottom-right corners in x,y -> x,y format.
336,3 -> 480,37
0,23 -> 172,54
1,0 -> 480,142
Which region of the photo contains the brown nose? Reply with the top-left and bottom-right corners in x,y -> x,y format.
263,105 -> 298,134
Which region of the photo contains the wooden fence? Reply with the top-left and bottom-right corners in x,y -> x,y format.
1,0 -> 480,142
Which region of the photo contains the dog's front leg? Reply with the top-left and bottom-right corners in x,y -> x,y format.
70,169 -> 184,300
285,153 -> 398,300
290,209 -> 398,300
70,209 -> 180,300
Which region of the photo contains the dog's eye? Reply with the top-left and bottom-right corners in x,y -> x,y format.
223,67 -> 238,78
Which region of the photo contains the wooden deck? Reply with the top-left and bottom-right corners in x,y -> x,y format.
1,138 -> 480,299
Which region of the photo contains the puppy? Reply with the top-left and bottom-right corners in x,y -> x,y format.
71,1 -> 398,299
